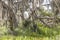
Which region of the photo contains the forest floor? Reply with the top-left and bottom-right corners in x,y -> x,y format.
0,35 -> 60,40
0,24 -> 60,40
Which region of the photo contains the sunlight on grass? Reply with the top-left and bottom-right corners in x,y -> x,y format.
0,35 -> 56,40
0,21 -> 60,40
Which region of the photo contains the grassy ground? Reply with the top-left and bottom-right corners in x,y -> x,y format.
0,35 -> 57,40
0,22 -> 60,40
0,26 -> 60,40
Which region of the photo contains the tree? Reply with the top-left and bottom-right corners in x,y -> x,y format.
51,0 -> 60,26
0,0 -> 18,34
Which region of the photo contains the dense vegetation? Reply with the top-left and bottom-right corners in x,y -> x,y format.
0,0 -> 60,40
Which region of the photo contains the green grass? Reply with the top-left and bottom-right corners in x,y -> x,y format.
0,26 -> 59,40
0,21 -> 60,40
0,35 -> 56,40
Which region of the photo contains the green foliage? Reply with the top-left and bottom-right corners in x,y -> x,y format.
0,35 -> 56,40
42,11 -> 53,17
38,8 -> 54,17
0,26 -> 8,35
37,21 -> 59,37
0,18 -> 60,40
